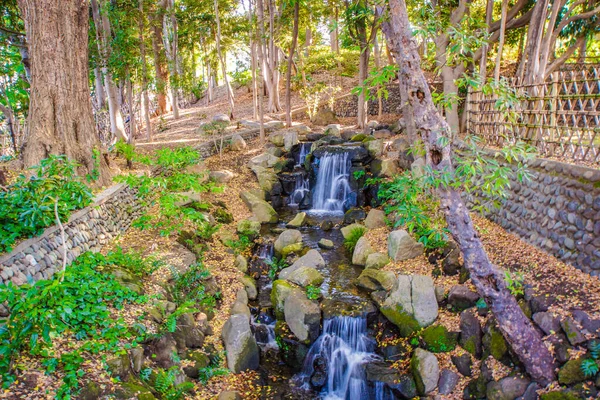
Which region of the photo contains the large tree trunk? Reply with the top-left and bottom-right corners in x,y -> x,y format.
285,0 -> 300,127
214,0 -> 235,119
17,0 -> 111,185
381,0 -> 556,385
139,0 -> 152,140
256,0 -> 267,143
163,0 -> 179,119
248,0 -> 258,120
151,13 -> 170,115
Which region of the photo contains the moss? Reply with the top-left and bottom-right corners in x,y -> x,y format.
362,136 -> 375,143
351,133 -> 367,142
213,208 -> 233,224
381,305 -> 420,337
540,392 -> 581,400
410,353 -> 425,395
271,280 -> 294,320
115,377 -> 156,400
518,299 -> 532,318
462,336 -> 478,357
483,324 -> 508,361
558,358 -> 587,385
281,242 -> 304,257
463,375 -> 487,399
420,325 -> 458,353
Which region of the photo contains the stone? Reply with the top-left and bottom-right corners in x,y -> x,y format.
248,153 -> 279,169
173,312 -> 205,351
448,285 -> 480,311
237,220 -> 261,238
283,130 -> 299,151
352,236 -> 374,266
286,266 -> 324,288
311,108 -> 339,126
365,252 -> 389,269
218,391 -> 242,400
269,131 -> 285,147
230,134 -> 247,151
324,124 -> 341,137
284,287 -> 321,342
240,275 -> 257,300
482,320 -> 508,361
434,286 -> 446,303
558,358 -> 587,385
561,317 -> 586,346
388,230 -> 424,261
106,354 -> 132,380
355,269 -> 397,292
459,309 -> 483,358
373,129 -> 392,139
411,157 -> 426,178
274,229 -> 303,255
213,113 -> 230,122
182,350 -> 211,379
420,325 -> 458,353
378,159 -> 399,178
271,280 -> 294,319
344,208 -> 367,224
381,275 -> 438,336
438,369 -> 460,395
364,209 -> 387,229
487,377 -> 530,400
411,348 -> 440,395
533,312 -> 561,335
320,220 -> 334,231
572,310 -> 600,334
210,170 -> 235,183
341,223 -> 367,239
130,347 -> 145,373
318,239 -> 334,249
280,249 -> 326,280
240,191 -> 278,223
365,139 -> 384,157
252,166 -> 280,192
222,314 -> 259,373
286,212 -> 307,228
451,353 -> 472,376
174,191 -> 202,207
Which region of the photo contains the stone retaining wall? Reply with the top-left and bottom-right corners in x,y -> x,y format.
462,154 -> 600,276
0,183 -> 145,286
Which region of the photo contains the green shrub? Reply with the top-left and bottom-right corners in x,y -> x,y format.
224,234 -> 252,256
306,285 -> 321,300
343,226 -> 367,252
231,69 -> 252,88
0,155 -> 93,253
170,262 -> 219,310
0,250 -> 148,395
143,366 -> 194,399
267,257 -> 288,280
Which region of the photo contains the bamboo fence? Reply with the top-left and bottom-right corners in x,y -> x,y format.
466,65 -> 600,165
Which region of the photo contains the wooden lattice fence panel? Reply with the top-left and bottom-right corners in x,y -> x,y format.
466,67 -> 600,165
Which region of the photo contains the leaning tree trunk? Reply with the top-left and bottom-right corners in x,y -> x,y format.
17,0 -> 111,186
381,0 -> 556,385
285,0 -> 299,127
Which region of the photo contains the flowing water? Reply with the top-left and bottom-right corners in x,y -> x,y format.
311,152 -> 352,214
296,142 -> 313,168
289,173 -> 310,206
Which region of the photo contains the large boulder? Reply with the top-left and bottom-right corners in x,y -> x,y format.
240,191 -> 278,223
533,312 -> 561,336
558,358 -> 588,385
365,252 -> 390,269
355,269 -> 396,292
210,170 -> 235,183
286,266 -> 324,288
240,275 -> 257,300
364,209 -> 387,229
312,108 -> 339,126
274,229 -> 303,256
388,230 -> 424,261
213,113 -> 230,123
380,275 -> 438,336
251,165 -> 280,193
230,134 -> 247,151
561,317 -> 586,346
286,212 -> 307,228
459,309 -> 483,358
222,314 -> 259,373
237,220 -> 261,238
284,288 -> 321,342
341,223 -> 367,240
269,131 -> 285,147
365,139 -> 384,157
352,236 -> 374,266
271,280 -> 295,319
410,348 -> 439,395
325,124 -> 341,137
284,130 -> 299,151
438,369 -> 460,395
279,249 -> 325,280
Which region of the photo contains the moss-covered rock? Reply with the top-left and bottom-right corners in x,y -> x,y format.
381,304 -> 421,337
237,219 -> 261,238
483,322 -> 508,361
558,358 -> 588,385
540,391 -> 582,400
271,280 -> 295,320
420,325 -> 458,353
213,208 -> 234,224
351,133 -> 367,142
463,375 -> 487,399
281,242 -> 304,257
114,377 -> 157,400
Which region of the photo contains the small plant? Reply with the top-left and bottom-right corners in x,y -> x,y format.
170,262 -> 219,310
267,257 -> 288,280
143,366 -> 194,399
306,285 -> 321,300
224,234 -> 252,256
343,226 -> 367,252
115,140 -> 137,169
504,270 -> 525,297
353,170 -> 366,180
202,120 -> 230,160
157,115 -> 168,132
580,341 -> 600,377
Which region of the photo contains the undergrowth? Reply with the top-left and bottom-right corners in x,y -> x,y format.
343,225 -> 367,252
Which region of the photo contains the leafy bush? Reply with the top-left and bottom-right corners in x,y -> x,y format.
306,285 -> 321,300
377,171 -> 448,249
503,271 -> 525,297
143,366 -> 194,399
267,257 -> 288,280
302,46 -> 360,77
231,69 -> 252,88
343,226 -> 367,252
224,234 -> 252,256
0,250 -> 148,395
0,155 -> 93,253
170,262 -> 219,310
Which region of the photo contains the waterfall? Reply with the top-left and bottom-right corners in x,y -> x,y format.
311,152 -> 352,214
296,142 -> 312,168
257,242 -> 274,262
298,316 -> 380,400
289,173 -> 310,206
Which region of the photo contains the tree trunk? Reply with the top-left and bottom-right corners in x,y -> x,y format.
248,0 -> 258,120
214,0 -> 235,119
163,0 -> 179,119
127,77 -> 136,142
17,0 -> 110,185
257,0 -> 266,144
285,1 -> 299,127
479,0 -> 494,83
94,66 -> 106,108
381,0 -> 556,385
91,0 -> 127,142
493,0 -> 509,81
374,31 -> 383,119
0,103 -> 19,154
329,14 -> 339,53
151,13 -> 170,114
138,0 -> 152,140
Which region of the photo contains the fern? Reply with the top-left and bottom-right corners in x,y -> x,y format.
343,226 -> 367,252
581,359 -> 599,377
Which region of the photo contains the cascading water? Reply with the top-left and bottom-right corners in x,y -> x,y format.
298,316 -> 381,400
311,152 -> 352,214
296,142 -> 313,168
289,173 -> 310,206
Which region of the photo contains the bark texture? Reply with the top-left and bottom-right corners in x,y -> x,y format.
17,0 -> 110,185
285,0 -> 299,127
382,0 -> 556,385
